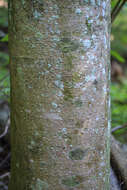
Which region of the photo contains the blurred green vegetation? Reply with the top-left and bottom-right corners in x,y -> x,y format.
0,7 -> 8,28
0,4 -> 9,101
111,79 -> 127,143
111,2 -> 127,58
0,1 -> 127,138
111,1 -> 127,139
111,81 -> 127,127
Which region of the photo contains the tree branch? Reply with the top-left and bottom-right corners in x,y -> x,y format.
111,123 -> 127,133
0,118 -> 10,139
111,0 -> 127,23
0,172 -> 10,179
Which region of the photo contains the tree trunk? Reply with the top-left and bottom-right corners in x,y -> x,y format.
9,0 -> 111,189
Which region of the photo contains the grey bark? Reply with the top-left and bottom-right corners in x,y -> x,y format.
9,0 -> 111,189
110,167 -> 121,190
111,135 -> 127,190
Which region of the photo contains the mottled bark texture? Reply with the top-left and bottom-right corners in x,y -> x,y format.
9,0 -> 111,189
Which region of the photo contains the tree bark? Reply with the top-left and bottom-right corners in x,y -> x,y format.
9,0 -> 111,189
111,135 -> 127,190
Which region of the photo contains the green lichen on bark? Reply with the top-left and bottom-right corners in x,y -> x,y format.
63,81 -> 73,101
31,179 -> 49,190
61,175 -> 84,187
69,147 -> 88,160
63,54 -> 74,71
58,38 -> 80,53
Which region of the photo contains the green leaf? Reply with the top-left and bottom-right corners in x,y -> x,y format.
111,50 -> 125,63
111,0 -> 117,9
1,34 -> 8,42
